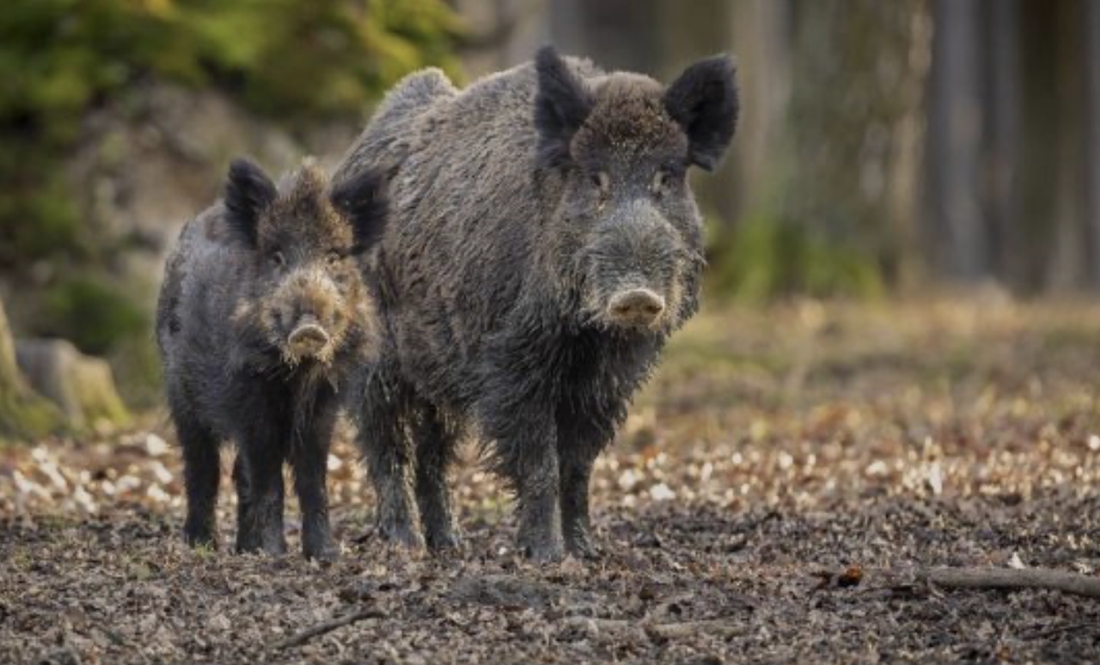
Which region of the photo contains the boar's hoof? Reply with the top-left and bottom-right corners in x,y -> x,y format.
519,536 -> 565,563
304,541 -> 341,563
565,532 -> 601,561
377,521 -> 426,550
183,527 -> 217,550
607,289 -> 665,328
425,529 -> 463,553
288,318 -> 331,355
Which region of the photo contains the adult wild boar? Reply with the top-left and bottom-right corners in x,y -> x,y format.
156,157 -> 387,561
338,46 -> 738,561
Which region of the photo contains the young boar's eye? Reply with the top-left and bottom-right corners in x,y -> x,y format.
591,171 -> 610,193
326,250 -> 342,266
652,168 -> 680,198
269,250 -> 286,269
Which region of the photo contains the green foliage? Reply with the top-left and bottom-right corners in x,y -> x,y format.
707,213 -> 885,303
42,277 -> 148,356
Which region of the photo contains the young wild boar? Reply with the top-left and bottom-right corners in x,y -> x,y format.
156,157 -> 387,561
336,46 -> 738,561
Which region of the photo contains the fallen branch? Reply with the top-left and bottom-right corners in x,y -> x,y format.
271,606 -> 383,651
919,567 -> 1100,599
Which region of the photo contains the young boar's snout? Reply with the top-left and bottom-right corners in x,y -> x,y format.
270,267 -> 346,363
607,288 -> 665,327
288,314 -> 331,356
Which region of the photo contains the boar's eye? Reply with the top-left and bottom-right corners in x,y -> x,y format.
326,250 -> 342,266
590,170 -> 610,195
269,250 -> 287,270
651,170 -> 669,196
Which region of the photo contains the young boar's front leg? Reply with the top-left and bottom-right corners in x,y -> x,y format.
234,414 -> 288,556
291,393 -> 340,562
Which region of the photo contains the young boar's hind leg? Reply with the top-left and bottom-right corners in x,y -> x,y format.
290,393 -> 340,562
359,372 -> 423,548
234,416 -> 289,556
178,418 -> 220,548
413,401 -> 460,551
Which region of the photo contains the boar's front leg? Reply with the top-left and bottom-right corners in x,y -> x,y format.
487,402 -> 564,563
291,392 -> 340,562
358,371 -> 423,549
557,412 -> 615,560
413,401 -> 461,551
559,452 -> 598,559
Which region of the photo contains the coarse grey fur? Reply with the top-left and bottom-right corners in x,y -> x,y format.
338,47 -> 738,561
156,157 -> 387,561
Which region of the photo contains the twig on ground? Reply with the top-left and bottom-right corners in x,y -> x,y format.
1021,621 -> 1099,640
271,606 -> 383,651
562,616 -> 745,642
919,567 -> 1100,600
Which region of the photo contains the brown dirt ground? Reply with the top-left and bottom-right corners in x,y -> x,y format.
2,298 -> 1099,664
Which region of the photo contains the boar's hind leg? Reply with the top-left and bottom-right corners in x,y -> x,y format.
358,374 -> 423,549
233,422 -> 288,556
290,396 -> 340,562
178,419 -> 220,548
412,402 -> 460,551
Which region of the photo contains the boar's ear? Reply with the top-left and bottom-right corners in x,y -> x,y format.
534,46 -> 593,169
224,158 -> 277,248
663,55 -> 739,171
330,169 -> 388,254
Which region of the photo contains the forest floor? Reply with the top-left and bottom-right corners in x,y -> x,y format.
2,297 -> 1099,664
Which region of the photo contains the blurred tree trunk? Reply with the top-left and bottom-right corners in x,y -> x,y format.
984,0 -> 1022,288
549,0 -> 661,73
928,0 -> 985,281
787,0 -> 929,282
1087,0 -> 1100,289
1045,0 -> 1087,290
727,0 -> 793,226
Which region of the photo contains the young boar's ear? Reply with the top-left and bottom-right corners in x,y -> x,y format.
330,169 -> 388,254
534,45 -> 593,169
224,158 -> 277,248
663,55 -> 739,171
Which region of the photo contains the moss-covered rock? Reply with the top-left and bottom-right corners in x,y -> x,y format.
0,298 -> 66,444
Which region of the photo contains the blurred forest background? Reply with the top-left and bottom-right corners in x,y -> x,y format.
1,0 -> 1098,439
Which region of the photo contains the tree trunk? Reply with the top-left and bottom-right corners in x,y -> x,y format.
928,0 -> 986,282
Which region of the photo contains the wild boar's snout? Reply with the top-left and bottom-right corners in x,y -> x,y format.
607,288 -> 665,327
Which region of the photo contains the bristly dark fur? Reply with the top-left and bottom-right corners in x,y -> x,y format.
662,55 -> 739,171
224,157 -> 277,248
336,47 -> 738,561
156,157 -> 388,562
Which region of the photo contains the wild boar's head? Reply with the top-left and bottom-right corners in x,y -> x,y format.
223,157 -> 387,368
534,46 -> 738,334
